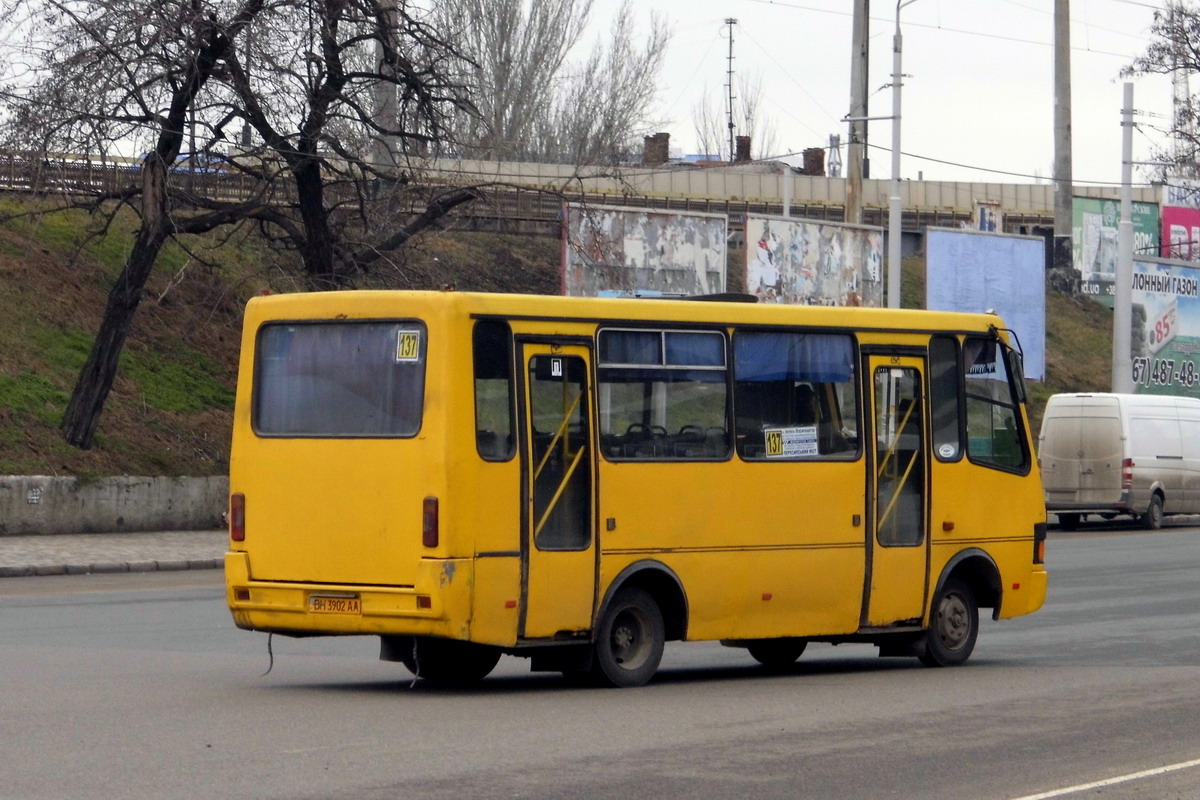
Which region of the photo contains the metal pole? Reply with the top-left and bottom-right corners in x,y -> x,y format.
888,3 -> 907,309
1113,83 -> 1135,393
846,0 -> 869,225
1053,0 -> 1075,287
726,19 -> 737,162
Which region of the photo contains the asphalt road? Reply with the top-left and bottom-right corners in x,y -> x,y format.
1,528 -> 1198,800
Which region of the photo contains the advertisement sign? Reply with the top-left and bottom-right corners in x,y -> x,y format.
1072,196 -> 1160,306
743,216 -> 883,307
1129,257 -> 1200,397
925,228 -> 1045,381
561,204 -> 727,297
1160,205 -> 1200,262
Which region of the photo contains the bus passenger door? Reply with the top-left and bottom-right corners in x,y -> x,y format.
865,355 -> 929,627
519,343 -> 597,639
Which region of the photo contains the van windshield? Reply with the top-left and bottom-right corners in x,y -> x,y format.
253,321 -> 426,437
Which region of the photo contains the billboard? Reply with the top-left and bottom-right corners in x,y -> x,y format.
925,228 -> 1046,381
561,204 -> 727,297
1129,257 -> 1200,397
1072,196 -> 1160,306
743,216 -> 883,307
1162,205 -> 1200,261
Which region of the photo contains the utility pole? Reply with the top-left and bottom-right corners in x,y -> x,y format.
726,18 -> 738,162
1171,3 -> 1193,175
241,22 -> 253,148
846,0 -> 869,225
889,1 -> 918,309
1052,0 -> 1075,292
1113,83 -> 1135,393
373,2 -> 399,172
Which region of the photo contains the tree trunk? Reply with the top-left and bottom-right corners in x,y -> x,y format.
294,159 -> 341,289
60,163 -> 171,449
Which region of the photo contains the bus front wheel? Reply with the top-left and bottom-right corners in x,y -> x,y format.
404,637 -> 501,687
592,587 -> 665,688
919,577 -> 978,667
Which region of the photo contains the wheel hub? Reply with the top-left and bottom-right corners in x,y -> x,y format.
937,595 -> 969,650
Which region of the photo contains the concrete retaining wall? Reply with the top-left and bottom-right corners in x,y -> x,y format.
0,476 -> 228,535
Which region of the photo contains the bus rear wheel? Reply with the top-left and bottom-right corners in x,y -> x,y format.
919,577 -> 978,667
591,587 -> 664,688
747,638 -> 807,669
404,637 -> 501,687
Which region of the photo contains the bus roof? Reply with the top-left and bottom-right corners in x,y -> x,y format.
244,290 -> 1008,335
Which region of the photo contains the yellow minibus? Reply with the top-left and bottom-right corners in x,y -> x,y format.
225,290 -> 1047,687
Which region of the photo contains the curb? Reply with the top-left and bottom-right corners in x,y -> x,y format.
0,558 -> 222,579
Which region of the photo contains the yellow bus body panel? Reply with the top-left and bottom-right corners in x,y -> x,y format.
599,460 -> 866,640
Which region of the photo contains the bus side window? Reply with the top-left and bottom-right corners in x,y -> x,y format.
473,320 -> 515,461
733,331 -> 859,460
929,336 -> 962,462
597,329 -> 729,461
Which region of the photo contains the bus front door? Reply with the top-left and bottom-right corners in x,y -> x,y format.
519,344 -> 597,640
865,355 -> 930,627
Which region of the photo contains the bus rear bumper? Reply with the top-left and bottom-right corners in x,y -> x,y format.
223,552 -> 473,639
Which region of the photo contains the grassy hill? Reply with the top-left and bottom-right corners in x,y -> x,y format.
0,198 -> 1114,476
0,197 -> 560,476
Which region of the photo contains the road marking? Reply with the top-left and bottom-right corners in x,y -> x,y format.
1009,757 -> 1200,800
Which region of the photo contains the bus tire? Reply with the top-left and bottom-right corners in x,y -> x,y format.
592,587 -> 664,688
747,638 -> 807,669
408,637 -> 501,687
1057,513 -> 1080,531
1142,493 -> 1164,530
919,577 -> 978,667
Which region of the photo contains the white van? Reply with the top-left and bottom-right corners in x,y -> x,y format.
1039,392 -> 1200,530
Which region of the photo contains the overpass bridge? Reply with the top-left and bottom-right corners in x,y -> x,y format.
1,151 -> 1155,242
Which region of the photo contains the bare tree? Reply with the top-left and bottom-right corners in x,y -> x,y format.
1127,3 -> 1200,177
693,73 -> 778,162
0,0 -> 475,448
432,0 -> 669,164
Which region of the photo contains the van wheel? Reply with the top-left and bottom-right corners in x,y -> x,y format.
1057,513 -> 1080,531
1142,494 -> 1164,530
591,587 -> 664,688
919,577 -> 978,667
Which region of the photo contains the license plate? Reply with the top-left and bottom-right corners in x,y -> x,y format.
308,594 -> 361,614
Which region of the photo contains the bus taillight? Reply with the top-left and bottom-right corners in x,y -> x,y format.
1033,522 -> 1046,565
229,493 -> 246,542
1122,458 -> 1134,491
422,497 -> 439,548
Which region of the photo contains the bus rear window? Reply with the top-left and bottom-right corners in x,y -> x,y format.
253,321 -> 426,437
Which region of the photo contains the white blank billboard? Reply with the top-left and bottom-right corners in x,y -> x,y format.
926,228 -> 1045,381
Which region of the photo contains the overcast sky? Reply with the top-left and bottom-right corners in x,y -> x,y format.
593,0 -> 1176,186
